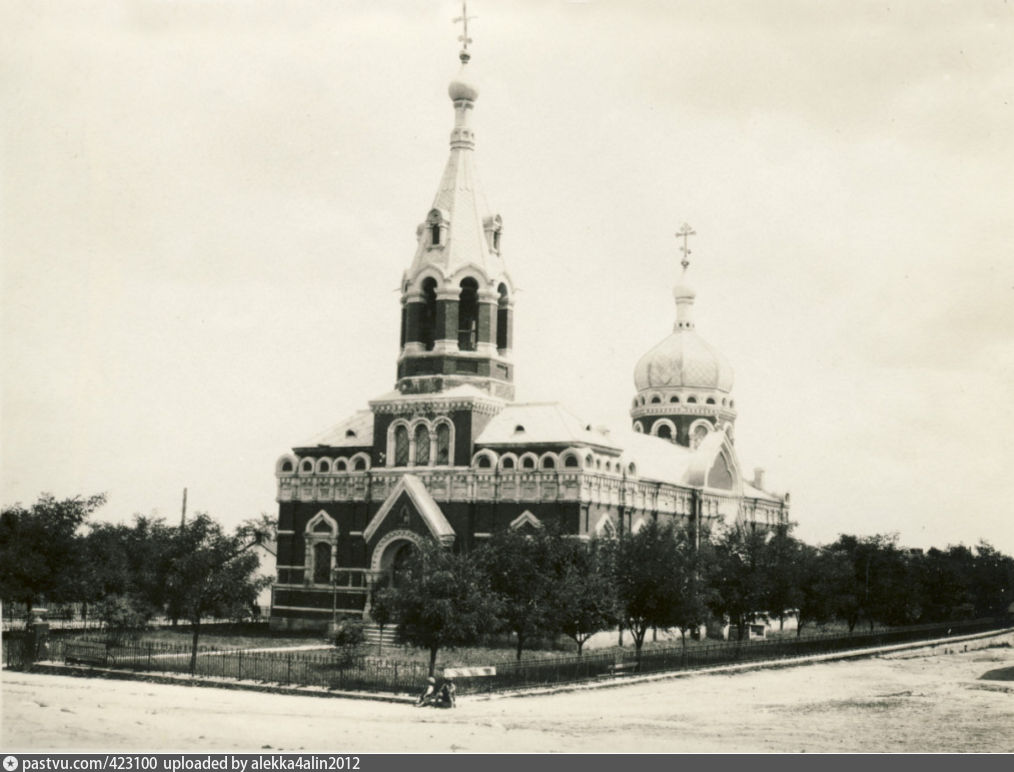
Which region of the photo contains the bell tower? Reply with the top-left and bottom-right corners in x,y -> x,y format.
396,30 -> 515,400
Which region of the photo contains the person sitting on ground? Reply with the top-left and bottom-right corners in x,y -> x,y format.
437,677 -> 456,708
415,676 -> 436,707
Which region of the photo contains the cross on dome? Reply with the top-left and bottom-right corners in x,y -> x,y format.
453,2 -> 476,61
676,222 -> 696,271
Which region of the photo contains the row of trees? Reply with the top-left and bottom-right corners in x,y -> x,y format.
0,494 -> 273,673
374,521 -> 1014,675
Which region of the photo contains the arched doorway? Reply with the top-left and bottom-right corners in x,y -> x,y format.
370,529 -> 427,587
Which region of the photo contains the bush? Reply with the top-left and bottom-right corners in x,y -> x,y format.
327,618 -> 366,666
97,595 -> 150,645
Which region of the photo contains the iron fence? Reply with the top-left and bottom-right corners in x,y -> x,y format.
36,637 -> 428,695
457,616 -> 1011,694
4,616 -> 1010,697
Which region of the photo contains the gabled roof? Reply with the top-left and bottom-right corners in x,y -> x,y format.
476,402 -> 621,450
363,474 -> 455,544
299,410 -> 374,449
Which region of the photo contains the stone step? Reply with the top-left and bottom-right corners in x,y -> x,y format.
361,625 -> 399,645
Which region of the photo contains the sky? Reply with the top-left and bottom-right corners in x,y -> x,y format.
2,0 -> 1012,553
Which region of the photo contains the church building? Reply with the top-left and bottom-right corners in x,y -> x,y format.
269,36 -> 789,631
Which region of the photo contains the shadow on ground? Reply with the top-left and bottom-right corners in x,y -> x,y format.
978,666 -> 1014,681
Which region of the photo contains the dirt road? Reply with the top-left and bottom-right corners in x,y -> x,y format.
4,647 -> 1014,752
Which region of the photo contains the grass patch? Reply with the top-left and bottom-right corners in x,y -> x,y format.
118,622 -> 328,650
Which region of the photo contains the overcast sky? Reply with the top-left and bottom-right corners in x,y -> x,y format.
2,0 -> 1012,553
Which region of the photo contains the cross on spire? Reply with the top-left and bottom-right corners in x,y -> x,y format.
676,223 -> 696,271
453,2 -> 476,59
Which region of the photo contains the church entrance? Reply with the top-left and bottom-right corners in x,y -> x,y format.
371,529 -> 426,589
386,541 -> 415,588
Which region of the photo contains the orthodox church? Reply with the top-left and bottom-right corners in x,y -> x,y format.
269,40 -> 790,631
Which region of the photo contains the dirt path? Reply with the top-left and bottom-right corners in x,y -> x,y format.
4,647 -> 1014,752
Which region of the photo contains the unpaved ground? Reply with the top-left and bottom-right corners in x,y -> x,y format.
3,647 -> 1014,752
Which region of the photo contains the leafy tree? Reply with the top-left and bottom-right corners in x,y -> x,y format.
919,546 -> 974,623
553,539 -> 618,655
668,523 -> 717,648
327,618 -> 366,666
969,541 -> 1014,618
708,524 -> 770,640
368,580 -> 397,656
0,493 -> 107,616
761,524 -> 805,631
163,513 -> 273,674
96,594 -> 150,645
390,540 -> 498,676
613,519 -> 687,654
477,526 -> 561,660
796,546 -> 852,636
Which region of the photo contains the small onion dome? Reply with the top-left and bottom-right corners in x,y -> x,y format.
633,331 -> 734,392
448,65 -> 479,102
672,280 -> 696,301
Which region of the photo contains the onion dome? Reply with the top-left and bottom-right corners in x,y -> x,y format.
448,58 -> 479,102
633,331 -> 734,392
633,264 -> 734,394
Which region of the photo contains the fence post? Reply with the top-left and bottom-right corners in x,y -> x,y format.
238,650 -> 243,681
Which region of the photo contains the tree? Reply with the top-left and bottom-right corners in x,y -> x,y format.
553,539 -> 618,655
0,493 -> 107,616
668,523 -> 716,648
827,533 -> 922,630
919,546 -> 974,623
761,524 -> 805,631
796,546 -> 852,636
369,579 -> 397,656
969,541 -> 1014,618
477,526 -> 561,660
708,524 -> 770,641
613,520 -> 686,655
163,513 -> 273,674
390,540 -> 498,676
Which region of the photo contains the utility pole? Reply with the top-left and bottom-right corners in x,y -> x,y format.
181,487 -> 188,528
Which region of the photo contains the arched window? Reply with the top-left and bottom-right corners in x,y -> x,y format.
317,459 -> 331,474
651,395 -> 661,404
458,278 -> 479,352
497,283 -> 510,352
657,423 -> 672,440
353,456 -> 367,471
670,395 -> 680,403
334,459 -> 347,472
394,425 -> 410,466
542,456 -> 556,470
502,456 -> 515,470
687,396 -> 697,404
435,423 -> 452,465
706,397 -> 716,405
431,223 -> 441,246
414,424 -> 430,466
522,456 -> 535,470
313,542 -> 332,585
281,461 -> 293,473
477,455 -> 492,468
420,277 -> 438,352
564,455 -> 579,468
300,459 -> 313,473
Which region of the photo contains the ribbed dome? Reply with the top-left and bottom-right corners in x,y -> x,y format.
633,330 -> 734,392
